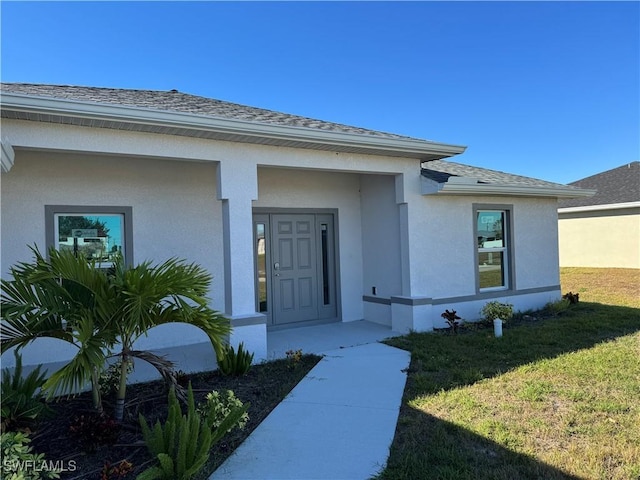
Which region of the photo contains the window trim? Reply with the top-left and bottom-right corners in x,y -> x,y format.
45,205 -> 133,266
473,204 -> 514,293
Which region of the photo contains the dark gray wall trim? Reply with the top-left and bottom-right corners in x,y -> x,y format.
45,205 -> 134,265
431,285 -> 560,305
390,296 -> 433,306
362,285 -> 560,307
229,314 -> 267,327
362,295 -> 391,305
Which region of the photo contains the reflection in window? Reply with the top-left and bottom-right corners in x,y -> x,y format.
256,223 -> 268,312
55,213 -> 124,267
477,210 -> 508,290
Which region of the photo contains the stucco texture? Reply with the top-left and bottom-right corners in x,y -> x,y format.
559,208 -> 640,268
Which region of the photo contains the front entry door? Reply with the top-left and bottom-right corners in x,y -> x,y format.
253,213 -> 337,326
272,214 -> 318,324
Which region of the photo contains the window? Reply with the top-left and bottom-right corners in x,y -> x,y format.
45,206 -> 133,266
476,207 -> 511,291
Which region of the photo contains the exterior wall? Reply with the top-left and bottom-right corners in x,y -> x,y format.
1,149 -> 224,368
406,194 -> 562,329
1,117 -> 569,369
360,174 -> 402,326
558,207 -> 640,268
0,119 -> 417,372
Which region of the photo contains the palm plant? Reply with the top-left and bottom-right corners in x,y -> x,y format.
1,247 -> 231,421
107,257 -> 230,420
1,247 -> 115,411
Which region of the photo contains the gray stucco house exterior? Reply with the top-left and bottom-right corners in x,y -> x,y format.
0,83 -> 592,371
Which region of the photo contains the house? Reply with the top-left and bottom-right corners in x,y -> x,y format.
558,161 -> 640,268
1,83 -> 593,372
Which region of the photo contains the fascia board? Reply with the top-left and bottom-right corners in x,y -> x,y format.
1,93 -> 467,158
558,201 -> 640,213
423,181 -> 597,199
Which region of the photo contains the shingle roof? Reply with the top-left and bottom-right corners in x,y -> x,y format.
422,159 -> 580,190
0,83 -> 417,141
557,162 -> 640,208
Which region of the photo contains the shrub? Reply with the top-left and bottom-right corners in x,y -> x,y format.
562,291 -> 580,304
441,309 -> 462,333
137,384 -> 248,480
68,412 -> 121,452
285,349 -> 303,368
481,301 -> 514,322
99,359 -> 134,398
1,431 -> 61,479
217,343 -> 254,376
1,351 -> 52,433
100,460 -> 133,480
197,390 -> 249,432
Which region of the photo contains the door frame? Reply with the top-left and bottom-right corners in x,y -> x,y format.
253,208 -> 341,328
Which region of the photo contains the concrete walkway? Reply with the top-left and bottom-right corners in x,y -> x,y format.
212,335 -> 410,480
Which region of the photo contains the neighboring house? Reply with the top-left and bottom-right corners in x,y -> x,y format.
558,161 -> 640,268
1,83 -> 592,371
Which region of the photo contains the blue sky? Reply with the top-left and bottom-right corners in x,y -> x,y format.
1,1 -> 638,184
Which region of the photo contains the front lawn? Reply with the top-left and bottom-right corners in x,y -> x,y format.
379,268 -> 640,480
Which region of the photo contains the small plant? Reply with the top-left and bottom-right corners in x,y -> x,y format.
217,343 -> 254,376
99,358 -> 134,397
68,412 -> 121,452
1,431 -> 61,479
137,384 -> 248,480
1,351 -> 52,433
197,390 -> 249,432
562,291 -> 580,304
100,460 -> 133,480
545,298 -> 571,317
480,301 -> 514,322
175,370 -> 191,388
441,309 -> 462,334
285,349 -> 303,368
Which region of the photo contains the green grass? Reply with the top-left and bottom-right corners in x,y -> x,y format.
378,268 -> 640,480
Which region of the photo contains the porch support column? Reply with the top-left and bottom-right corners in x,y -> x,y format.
391,173 -> 433,333
217,160 -> 267,362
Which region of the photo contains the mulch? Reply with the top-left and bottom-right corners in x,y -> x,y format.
25,354 -> 321,480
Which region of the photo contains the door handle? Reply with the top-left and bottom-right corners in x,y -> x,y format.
274,273 -> 280,277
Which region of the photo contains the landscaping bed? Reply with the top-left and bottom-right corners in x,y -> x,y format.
27,354 -> 321,479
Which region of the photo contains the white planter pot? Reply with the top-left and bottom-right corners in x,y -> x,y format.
493,318 -> 503,338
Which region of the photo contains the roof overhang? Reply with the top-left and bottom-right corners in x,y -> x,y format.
558,201 -> 640,213
422,175 -> 597,199
0,93 -> 467,161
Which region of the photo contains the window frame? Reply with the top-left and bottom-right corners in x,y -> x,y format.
45,205 -> 133,266
473,204 -> 514,293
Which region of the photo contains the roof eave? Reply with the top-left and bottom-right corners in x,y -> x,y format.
422,179 -> 597,199
0,93 -> 467,160
558,201 -> 640,213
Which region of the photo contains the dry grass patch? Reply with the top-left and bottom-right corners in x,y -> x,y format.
561,267 -> 640,307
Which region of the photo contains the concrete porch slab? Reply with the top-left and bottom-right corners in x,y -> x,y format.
267,319 -> 403,359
